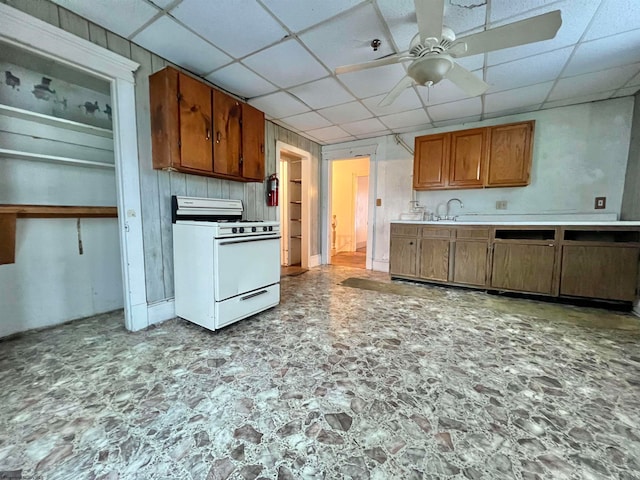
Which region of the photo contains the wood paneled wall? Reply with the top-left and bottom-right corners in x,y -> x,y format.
3,0 -> 321,303
622,92 -> 640,220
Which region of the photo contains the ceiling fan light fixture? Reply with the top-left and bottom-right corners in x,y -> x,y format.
407,54 -> 454,86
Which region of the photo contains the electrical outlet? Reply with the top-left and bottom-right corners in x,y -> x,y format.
496,200 -> 508,210
594,196 -> 606,209
376,198 -> 382,207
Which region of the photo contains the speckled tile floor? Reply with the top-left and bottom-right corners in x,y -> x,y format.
1,266 -> 640,480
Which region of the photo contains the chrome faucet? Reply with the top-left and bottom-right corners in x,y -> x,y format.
445,198 -> 464,220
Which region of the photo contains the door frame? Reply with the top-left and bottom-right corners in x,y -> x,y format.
322,147 -> 377,270
275,141 -> 311,268
0,4 -> 148,331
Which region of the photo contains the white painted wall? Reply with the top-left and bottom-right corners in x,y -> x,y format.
323,97 -> 635,272
0,219 -> 123,337
355,175 -> 368,249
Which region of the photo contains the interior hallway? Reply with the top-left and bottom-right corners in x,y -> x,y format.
1,266 -> 639,479
331,247 -> 366,269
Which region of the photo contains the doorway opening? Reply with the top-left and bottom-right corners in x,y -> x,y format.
276,141 -> 312,276
330,157 -> 370,269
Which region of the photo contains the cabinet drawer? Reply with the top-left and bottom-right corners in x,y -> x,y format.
391,224 -> 419,236
456,228 -> 489,239
421,227 -> 452,238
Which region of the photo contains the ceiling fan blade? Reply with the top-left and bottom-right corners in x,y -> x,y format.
446,63 -> 489,97
379,76 -> 414,107
415,0 -> 445,44
453,10 -> 562,58
335,52 -> 410,75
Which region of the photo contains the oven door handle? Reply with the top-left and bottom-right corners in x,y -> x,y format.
218,235 -> 281,246
241,289 -> 268,301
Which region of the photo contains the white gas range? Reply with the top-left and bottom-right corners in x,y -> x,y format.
172,196 -> 280,331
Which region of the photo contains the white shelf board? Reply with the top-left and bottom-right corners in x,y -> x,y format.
0,148 -> 115,169
0,104 -> 113,138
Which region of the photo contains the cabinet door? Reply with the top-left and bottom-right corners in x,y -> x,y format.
241,103 -> 265,181
491,243 -> 555,294
486,121 -> 533,187
418,238 -> 450,281
178,73 -> 213,172
389,236 -> 418,277
560,246 -> 639,301
453,241 -> 488,286
413,133 -> 449,189
213,89 -> 242,177
449,128 -> 486,188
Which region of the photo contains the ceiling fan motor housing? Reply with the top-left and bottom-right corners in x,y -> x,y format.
408,54 -> 454,86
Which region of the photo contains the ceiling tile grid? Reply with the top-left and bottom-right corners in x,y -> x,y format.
51,0 -> 640,144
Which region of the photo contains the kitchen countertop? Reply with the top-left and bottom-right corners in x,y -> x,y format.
392,220 -> 640,226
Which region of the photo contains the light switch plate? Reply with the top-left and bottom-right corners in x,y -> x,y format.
594,197 -> 606,209
496,200 -> 508,210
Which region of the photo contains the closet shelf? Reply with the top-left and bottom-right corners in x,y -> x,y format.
0,148 -> 115,170
0,204 -> 118,218
0,104 -> 113,138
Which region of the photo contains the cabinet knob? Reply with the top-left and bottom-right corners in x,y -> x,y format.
409,242 -> 413,245
216,131 -> 221,144
206,128 -> 211,141
260,144 -> 264,154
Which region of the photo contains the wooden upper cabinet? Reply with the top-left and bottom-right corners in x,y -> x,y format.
486,121 -> 534,187
413,133 -> 449,189
413,120 -> 534,190
241,103 -> 265,182
213,89 -> 242,178
449,128 -> 486,188
178,73 -> 213,172
149,66 -> 266,182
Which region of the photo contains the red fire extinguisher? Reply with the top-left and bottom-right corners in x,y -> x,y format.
266,173 -> 279,207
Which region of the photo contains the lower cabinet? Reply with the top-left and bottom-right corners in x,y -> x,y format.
389,223 -> 640,304
453,241 -> 488,286
560,245 -> 639,301
418,238 -> 450,281
389,224 -> 419,277
491,243 -> 556,295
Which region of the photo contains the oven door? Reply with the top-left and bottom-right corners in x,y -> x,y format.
213,234 -> 281,301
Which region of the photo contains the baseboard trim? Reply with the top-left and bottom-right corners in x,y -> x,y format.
147,298 -> 175,326
372,260 -> 389,273
309,254 -> 322,268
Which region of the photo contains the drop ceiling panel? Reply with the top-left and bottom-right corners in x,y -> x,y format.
248,92 -> 309,119
289,78 -> 355,109
484,82 -> 553,114
148,0 -> 173,8
379,108 -> 430,130
453,54 -> 485,73
487,1 -> 600,66
205,63 -> 277,98
362,88 -> 423,116
243,40 -> 328,88
340,118 -> 387,136
51,0 -> 159,38
280,112 -> 332,131
626,71 -> 640,87
563,29 -> 640,77
339,64 -> 407,99
133,16 -> 231,74
170,0 -> 287,58
306,125 -> 351,142
584,0 -> 640,41
548,64 -> 640,102
261,0 -> 364,32
483,105 -> 541,120
376,0 -> 420,50
354,130 -> 390,140
489,0 -> 557,23
614,86 -> 640,97
486,47 -> 573,92
300,3 -> 394,70
317,102 -> 373,124
442,1 -> 487,36
427,97 -> 482,122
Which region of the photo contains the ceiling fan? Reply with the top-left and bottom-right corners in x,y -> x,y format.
335,0 -> 562,106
